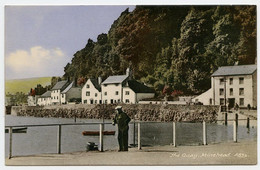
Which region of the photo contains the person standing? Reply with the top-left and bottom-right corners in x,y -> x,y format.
112,106 -> 131,151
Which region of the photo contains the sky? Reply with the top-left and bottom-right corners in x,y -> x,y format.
5,6 -> 135,80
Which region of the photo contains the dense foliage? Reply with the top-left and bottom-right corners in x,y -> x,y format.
63,6 -> 256,96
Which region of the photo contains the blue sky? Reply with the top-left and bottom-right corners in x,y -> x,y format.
5,6 -> 135,80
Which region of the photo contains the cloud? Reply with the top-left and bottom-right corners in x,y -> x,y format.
6,46 -> 68,79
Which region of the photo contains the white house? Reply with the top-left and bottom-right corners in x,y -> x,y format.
27,95 -> 40,106
101,75 -> 129,104
193,65 -> 257,108
101,68 -> 155,104
122,80 -> 155,103
82,78 -> 102,104
37,91 -> 51,106
61,82 -> 81,104
51,80 -> 70,105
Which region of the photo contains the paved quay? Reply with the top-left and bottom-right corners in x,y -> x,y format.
6,140 -> 257,166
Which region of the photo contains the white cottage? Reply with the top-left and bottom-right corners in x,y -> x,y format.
82,78 -> 102,104
101,75 -> 129,104
122,80 -> 155,104
61,81 -> 81,104
37,91 -> 52,106
51,80 -> 70,105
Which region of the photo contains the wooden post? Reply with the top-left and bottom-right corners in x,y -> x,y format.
203,121 -> 207,145
9,127 -> 13,159
138,122 -> 141,150
233,120 -> 237,143
57,125 -> 61,154
173,122 -> 176,147
99,123 -> 104,152
246,117 -> 250,129
133,120 -> 136,147
224,112 -> 227,126
235,113 -> 238,126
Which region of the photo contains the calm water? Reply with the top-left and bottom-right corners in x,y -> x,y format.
5,115 -> 257,157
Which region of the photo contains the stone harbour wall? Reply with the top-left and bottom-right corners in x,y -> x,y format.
12,104 -> 220,122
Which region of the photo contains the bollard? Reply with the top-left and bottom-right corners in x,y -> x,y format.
246,117 -> 250,129
99,123 -> 104,152
138,122 -> 141,150
203,121 -> 207,145
224,112 -> 227,125
57,125 -> 61,154
173,122 -> 176,147
9,127 -> 13,159
233,120 -> 237,143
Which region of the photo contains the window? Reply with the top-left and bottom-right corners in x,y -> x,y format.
219,88 -> 224,95
57,96 -> 58,99
229,78 -> 233,85
115,91 -> 119,95
115,84 -> 119,86
105,100 -> 107,104
86,91 -> 90,96
229,88 -> 233,96
239,77 -> 244,84
54,96 -> 56,99
220,98 -> 224,105
86,84 -> 90,88
220,78 -> 225,85
118,99 -> 120,103
239,88 -> 244,95
104,92 -> 107,96
239,98 -> 244,106
95,93 -> 98,97
125,91 -> 130,95
209,98 -> 212,105
125,99 -> 130,103
95,100 -> 97,104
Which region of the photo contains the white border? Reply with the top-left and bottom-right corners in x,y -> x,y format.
0,1 -> 259,170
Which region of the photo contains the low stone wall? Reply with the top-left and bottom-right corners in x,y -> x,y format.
12,104 -> 220,122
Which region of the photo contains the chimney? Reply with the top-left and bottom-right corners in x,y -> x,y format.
126,67 -> 132,80
98,77 -> 102,85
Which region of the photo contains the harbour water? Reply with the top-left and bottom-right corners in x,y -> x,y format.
5,115 -> 257,158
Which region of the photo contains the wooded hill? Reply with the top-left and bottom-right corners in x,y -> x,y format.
63,6 -> 256,96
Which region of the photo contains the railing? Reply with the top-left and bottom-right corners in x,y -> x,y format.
5,122 -> 112,159
5,114 -> 256,159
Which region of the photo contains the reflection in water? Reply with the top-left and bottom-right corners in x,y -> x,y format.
5,115 -> 257,157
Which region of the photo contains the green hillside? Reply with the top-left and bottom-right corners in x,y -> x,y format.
5,77 -> 52,95
63,6 -> 256,95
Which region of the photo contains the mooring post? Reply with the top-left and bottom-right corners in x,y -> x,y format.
233,120 -> 237,143
99,123 -> 104,152
203,121 -> 207,145
138,122 -> 141,150
9,127 -> 13,159
246,117 -> 250,129
133,120 -> 136,147
224,112 -> 228,126
173,122 -> 176,147
57,125 -> 62,154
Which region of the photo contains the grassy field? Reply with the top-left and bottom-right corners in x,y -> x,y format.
5,77 -> 52,94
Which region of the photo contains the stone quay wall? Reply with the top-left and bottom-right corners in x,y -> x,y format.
11,104 -> 220,123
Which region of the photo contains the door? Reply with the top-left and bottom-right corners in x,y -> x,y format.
228,98 -> 235,108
